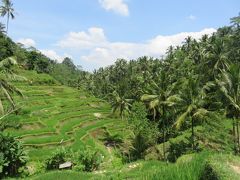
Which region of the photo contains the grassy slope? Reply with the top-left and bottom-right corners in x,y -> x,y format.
32,152 -> 240,180
5,70 -> 240,179
5,70 -> 127,172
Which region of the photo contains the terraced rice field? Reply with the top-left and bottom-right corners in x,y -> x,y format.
6,73 -> 127,163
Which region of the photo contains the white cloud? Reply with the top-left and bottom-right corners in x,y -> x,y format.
57,27 -> 107,49
187,15 -> 196,20
147,28 -> 216,56
40,49 -> 65,63
17,38 -> 36,47
57,27 -> 216,70
99,0 -> 129,16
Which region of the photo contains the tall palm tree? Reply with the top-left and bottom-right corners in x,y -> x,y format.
109,90 -> 133,119
0,0 -> 15,34
216,63 -> 240,153
141,71 -> 181,160
175,76 -> 213,151
0,57 -> 23,117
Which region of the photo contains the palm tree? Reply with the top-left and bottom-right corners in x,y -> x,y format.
230,14 -> 240,28
109,90 -> 132,119
0,0 -> 15,34
175,76 -> 213,151
0,57 -> 23,117
216,63 -> 240,153
141,71 -> 181,160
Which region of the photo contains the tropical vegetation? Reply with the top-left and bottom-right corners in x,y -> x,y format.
0,0 -> 240,179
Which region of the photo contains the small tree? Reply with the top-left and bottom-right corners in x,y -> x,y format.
0,133 -> 28,178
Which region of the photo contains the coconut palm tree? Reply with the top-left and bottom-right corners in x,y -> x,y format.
0,0 -> 15,34
109,90 -> 133,119
175,76 -> 213,151
216,63 -> 240,153
0,57 -> 23,117
141,71 -> 181,160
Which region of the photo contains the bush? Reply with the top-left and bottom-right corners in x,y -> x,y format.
77,148 -> 103,172
101,128 -> 123,147
167,137 -> 192,162
0,133 -> 28,178
0,117 -> 21,131
45,148 -> 68,170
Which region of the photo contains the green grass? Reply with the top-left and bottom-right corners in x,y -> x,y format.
5,70 -> 240,180
31,171 -> 95,180
29,152 -> 240,180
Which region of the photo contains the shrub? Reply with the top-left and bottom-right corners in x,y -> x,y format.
0,133 -> 28,178
101,128 -> 123,148
0,117 -> 20,131
167,137 -> 192,162
45,148 -> 67,170
77,148 -> 103,172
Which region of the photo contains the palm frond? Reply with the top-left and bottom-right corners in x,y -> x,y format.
175,105 -> 193,129
0,100 -> 4,115
175,111 -> 189,130
164,94 -> 182,106
193,108 -> 209,120
141,94 -> 158,101
149,99 -> 159,109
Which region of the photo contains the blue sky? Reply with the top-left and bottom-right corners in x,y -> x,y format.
1,0 -> 239,71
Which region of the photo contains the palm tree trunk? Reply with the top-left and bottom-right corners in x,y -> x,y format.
162,106 -> 166,161
163,120 -> 166,161
191,117 -> 195,151
6,13 -> 9,34
233,118 -> 237,153
236,119 -> 240,153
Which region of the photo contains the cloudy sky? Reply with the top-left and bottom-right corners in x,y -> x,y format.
1,0 -> 239,71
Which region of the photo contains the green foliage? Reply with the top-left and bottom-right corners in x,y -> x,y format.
49,58 -> 88,88
0,33 -> 14,60
0,133 -> 28,178
101,128 -> 123,147
125,102 -> 159,161
0,30 -> 88,88
167,135 -> 194,162
45,148 -> 68,170
0,56 -> 23,117
0,10 -> 239,179
76,148 -> 103,172
109,90 -> 133,119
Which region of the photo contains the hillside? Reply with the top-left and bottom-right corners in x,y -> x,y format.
0,2 -> 239,178
2,69 -> 239,180
4,69 -> 127,175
